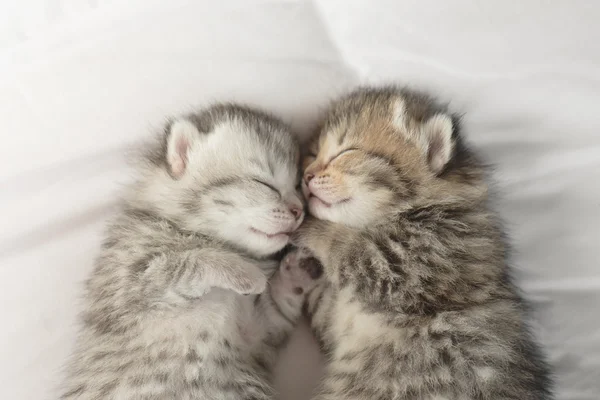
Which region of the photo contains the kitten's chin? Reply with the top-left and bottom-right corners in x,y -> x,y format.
308,197 -> 340,223
308,194 -> 351,208
244,229 -> 291,257
308,195 -> 350,221
308,197 -> 382,229
250,228 -> 291,241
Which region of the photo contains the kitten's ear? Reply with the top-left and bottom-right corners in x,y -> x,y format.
167,119 -> 200,179
422,114 -> 454,174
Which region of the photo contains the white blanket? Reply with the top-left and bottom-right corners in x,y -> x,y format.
1,1 -> 599,399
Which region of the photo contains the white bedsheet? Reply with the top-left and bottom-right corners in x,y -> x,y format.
1,1 -> 599,399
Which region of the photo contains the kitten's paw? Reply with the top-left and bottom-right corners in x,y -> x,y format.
219,263 -> 268,295
289,216 -> 330,258
277,247 -> 324,296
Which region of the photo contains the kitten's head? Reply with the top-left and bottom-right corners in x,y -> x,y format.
302,87 -> 482,228
136,104 -> 304,257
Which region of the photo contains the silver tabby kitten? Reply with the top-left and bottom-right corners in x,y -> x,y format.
292,87 -> 553,400
60,104 -> 321,400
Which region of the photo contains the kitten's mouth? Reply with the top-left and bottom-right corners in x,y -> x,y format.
309,194 -> 332,208
308,193 -> 350,208
250,228 -> 291,240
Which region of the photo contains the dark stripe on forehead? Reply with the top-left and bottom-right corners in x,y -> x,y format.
249,156 -> 282,178
362,149 -> 395,166
366,168 -> 397,189
363,149 -> 417,192
181,188 -> 202,213
213,199 -> 234,207
275,142 -> 299,167
201,176 -> 243,193
337,128 -> 349,145
248,157 -> 264,168
268,159 -> 276,176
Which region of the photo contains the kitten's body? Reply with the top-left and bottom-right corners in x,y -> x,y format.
61,105 -> 314,399
293,87 -> 553,400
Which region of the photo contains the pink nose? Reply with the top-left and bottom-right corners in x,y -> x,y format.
289,205 -> 304,221
304,173 -> 314,184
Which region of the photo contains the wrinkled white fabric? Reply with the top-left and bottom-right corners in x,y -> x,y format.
1,1 -> 599,399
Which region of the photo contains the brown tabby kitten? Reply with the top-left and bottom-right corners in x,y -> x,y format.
291,86 -> 553,400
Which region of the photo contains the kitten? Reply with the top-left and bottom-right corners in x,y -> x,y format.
292,87 -> 553,400
60,104 -> 319,400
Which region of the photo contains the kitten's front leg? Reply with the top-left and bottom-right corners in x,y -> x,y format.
290,216 -> 331,261
142,248 -> 267,304
291,216 -> 353,283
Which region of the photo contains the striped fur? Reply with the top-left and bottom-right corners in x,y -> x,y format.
293,87 -> 553,400
60,104 -> 313,399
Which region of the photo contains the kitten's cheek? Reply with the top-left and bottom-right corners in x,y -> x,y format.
307,197 -> 331,220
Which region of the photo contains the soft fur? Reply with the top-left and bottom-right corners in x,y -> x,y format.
60,104 -> 315,399
293,86 -> 553,400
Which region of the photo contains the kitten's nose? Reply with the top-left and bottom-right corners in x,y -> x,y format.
289,205 -> 304,221
304,173 -> 314,184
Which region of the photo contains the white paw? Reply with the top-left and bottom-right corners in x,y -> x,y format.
226,265 -> 268,295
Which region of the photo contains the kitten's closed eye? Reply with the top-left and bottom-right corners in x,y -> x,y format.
252,178 -> 281,197
331,148 -> 359,161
